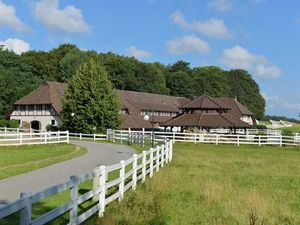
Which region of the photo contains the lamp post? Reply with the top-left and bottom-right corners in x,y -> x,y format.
144,114 -> 155,148
71,112 -> 75,133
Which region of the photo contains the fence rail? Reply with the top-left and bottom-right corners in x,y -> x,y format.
108,129 -> 300,147
0,139 -> 172,225
0,131 -> 69,146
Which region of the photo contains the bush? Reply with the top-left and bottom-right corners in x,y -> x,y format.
46,124 -> 59,132
251,124 -> 267,130
0,119 -> 19,128
282,128 -> 293,136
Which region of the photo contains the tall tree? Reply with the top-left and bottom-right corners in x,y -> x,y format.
225,69 -> 265,119
168,60 -> 192,74
166,71 -> 194,98
61,59 -> 120,133
193,66 -> 230,97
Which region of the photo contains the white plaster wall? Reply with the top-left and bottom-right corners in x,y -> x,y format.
10,115 -> 61,131
241,116 -> 253,125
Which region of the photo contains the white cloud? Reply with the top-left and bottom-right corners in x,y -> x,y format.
126,46 -> 151,59
170,10 -> 233,39
0,0 -> 29,32
166,35 -> 211,55
220,45 -> 281,79
34,0 -> 90,33
208,0 -> 233,12
263,93 -> 300,112
0,38 -> 30,55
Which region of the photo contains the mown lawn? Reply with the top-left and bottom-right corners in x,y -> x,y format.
0,144 -> 87,180
86,143 -> 300,225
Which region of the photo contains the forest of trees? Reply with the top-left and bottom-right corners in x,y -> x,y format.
0,44 -> 265,119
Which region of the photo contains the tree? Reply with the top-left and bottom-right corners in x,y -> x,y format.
225,69 -> 265,119
61,59 -> 120,133
166,71 -> 194,98
168,60 -> 192,74
193,66 -> 230,97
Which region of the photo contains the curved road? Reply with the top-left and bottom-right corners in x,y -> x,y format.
0,141 -> 136,203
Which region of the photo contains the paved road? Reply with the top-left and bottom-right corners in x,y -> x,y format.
0,141 -> 136,203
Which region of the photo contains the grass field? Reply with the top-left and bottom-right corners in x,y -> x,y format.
280,123 -> 300,133
0,144 -> 87,180
86,143 -> 300,225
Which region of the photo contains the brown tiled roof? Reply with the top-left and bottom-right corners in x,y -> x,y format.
117,90 -> 186,112
120,114 -> 152,129
181,95 -> 230,110
15,81 -> 66,113
163,112 -> 250,128
215,98 -> 254,117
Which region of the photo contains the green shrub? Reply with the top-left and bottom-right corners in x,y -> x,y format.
0,119 -> 19,128
46,124 -> 59,132
251,124 -> 267,130
282,128 -> 293,136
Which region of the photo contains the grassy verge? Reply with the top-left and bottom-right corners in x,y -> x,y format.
0,144 -> 87,180
85,143 -> 300,225
279,123 -> 300,133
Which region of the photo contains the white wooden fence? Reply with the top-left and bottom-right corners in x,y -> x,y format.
108,129 -> 300,147
0,139 -> 173,225
0,131 -> 69,146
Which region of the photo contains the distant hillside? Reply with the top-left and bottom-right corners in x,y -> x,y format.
0,44 -> 265,119
262,115 -> 300,123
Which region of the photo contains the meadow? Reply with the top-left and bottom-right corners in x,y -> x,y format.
86,142 -> 300,225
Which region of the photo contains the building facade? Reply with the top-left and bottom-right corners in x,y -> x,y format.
6,81 -> 256,131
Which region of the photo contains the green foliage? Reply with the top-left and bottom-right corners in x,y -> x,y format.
251,124 -> 267,130
263,115 -> 300,123
165,71 -> 194,98
282,128 -> 293,136
225,69 -> 265,119
46,124 -> 59,132
61,59 -> 120,133
0,44 -> 266,120
193,66 -> 230,97
0,119 -> 19,128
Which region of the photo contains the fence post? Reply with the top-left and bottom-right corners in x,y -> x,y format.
142,151 -> 147,183
161,145 -> 165,168
66,131 -> 69,144
258,136 -> 261,147
119,160 -> 125,201
120,130 -> 123,144
150,148 -> 154,178
128,127 -> 131,144
156,146 -> 160,172
44,133 -> 47,144
132,154 -> 138,190
20,132 -> 23,145
70,175 -> 79,225
280,135 -> 282,147
237,135 -> 240,146
194,133 -> 197,144
20,192 -> 31,225
98,165 -> 106,217
169,140 -> 173,161
216,134 -> 219,145
93,133 -> 96,141
79,133 -> 82,140
173,131 -> 175,142
142,128 -> 145,147
112,130 -> 115,143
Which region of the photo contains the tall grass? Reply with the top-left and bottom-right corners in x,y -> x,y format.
86,143 -> 300,225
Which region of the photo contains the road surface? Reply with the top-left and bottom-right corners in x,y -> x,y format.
0,141 -> 135,203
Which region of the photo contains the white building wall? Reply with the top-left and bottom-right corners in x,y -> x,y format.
10,114 -> 61,131
240,115 -> 254,125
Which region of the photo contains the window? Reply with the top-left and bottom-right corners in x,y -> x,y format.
20,105 -> 26,111
36,105 -> 42,111
29,105 -> 34,111
51,120 -> 56,125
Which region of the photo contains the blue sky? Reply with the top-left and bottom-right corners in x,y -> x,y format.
1,0 -> 300,118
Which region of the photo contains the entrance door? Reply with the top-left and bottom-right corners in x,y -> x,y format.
30,120 -> 41,131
